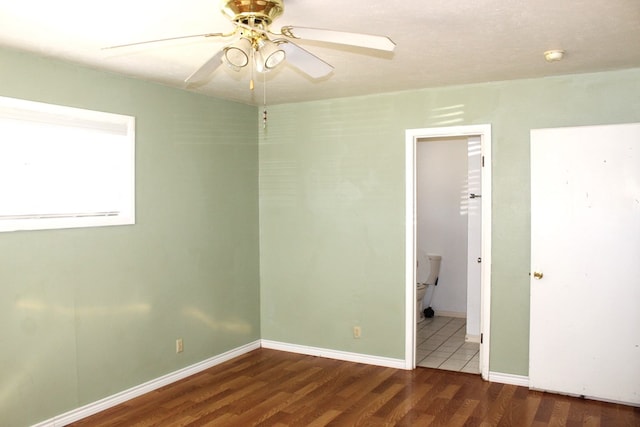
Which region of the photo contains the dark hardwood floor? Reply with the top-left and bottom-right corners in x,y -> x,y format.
69,348 -> 640,426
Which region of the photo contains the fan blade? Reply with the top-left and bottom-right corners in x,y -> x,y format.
185,49 -> 225,84
279,41 -> 334,79
102,33 -> 228,50
281,26 -> 395,52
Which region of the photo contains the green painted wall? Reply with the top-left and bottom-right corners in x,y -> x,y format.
2,43 -> 639,426
0,48 -> 260,427
258,68 -> 640,372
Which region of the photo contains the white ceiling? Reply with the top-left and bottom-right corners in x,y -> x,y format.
1,0 -> 639,105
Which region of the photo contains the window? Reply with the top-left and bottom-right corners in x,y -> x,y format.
0,96 -> 135,232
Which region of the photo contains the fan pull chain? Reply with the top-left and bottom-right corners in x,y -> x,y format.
263,69 -> 268,129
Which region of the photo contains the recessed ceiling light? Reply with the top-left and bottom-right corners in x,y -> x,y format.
544,49 -> 565,62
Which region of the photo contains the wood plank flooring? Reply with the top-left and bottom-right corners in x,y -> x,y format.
69,348 -> 640,426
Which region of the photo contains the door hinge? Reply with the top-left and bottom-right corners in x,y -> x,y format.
480,333 -> 484,344
482,155 -> 485,167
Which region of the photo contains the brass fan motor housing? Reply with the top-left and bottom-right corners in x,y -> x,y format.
220,0 -> 284,26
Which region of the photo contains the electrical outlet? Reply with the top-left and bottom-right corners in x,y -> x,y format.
176,338 -> 184,353
353,326 -> 361,339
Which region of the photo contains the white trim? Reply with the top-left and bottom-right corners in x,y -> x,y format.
261,340 -> 407,370
465,334 -> 481,344
404,126 -> 417,370
405,124 -> 492,380
488,371 -> 530,387
480,125 -> 493,381
33,341 -> 261,427
436,310 -> 466,319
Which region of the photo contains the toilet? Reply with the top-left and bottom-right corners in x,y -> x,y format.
416,254 -> 442,323
416,283 -> 428,322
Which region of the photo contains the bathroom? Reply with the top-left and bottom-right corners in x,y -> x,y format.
415,135 -> 482,372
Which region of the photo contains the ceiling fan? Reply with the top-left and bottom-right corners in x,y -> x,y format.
105,0 -> 396,86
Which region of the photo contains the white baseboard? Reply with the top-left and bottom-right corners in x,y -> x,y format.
488,371 -> 530,387
465,334 -> 481,343
261,339 -> 407,370
435,310 -> 466,318
33,340 -> 261,427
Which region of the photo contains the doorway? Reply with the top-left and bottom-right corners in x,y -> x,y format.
414,136 -> 481,372
404,125 -> 492,380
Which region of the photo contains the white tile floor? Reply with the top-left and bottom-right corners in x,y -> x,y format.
416,315 -> 480,374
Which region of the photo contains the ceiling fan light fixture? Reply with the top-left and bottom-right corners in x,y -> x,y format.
221,0 -> 284,26
257,39 -> 286,71
224,37 -> 253,68
108,0 -> 395,87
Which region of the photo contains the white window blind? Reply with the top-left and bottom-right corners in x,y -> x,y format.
0,96 -> 135,232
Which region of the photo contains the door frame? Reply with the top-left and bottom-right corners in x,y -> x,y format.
404,124 -> 492,380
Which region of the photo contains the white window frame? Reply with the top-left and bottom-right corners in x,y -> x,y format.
0,96 -> 135,232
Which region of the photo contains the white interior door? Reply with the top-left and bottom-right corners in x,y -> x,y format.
530,123 -> 640,405
466,136 -> 482,340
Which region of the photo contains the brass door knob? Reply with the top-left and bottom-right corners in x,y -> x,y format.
533,271 -> 544,280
